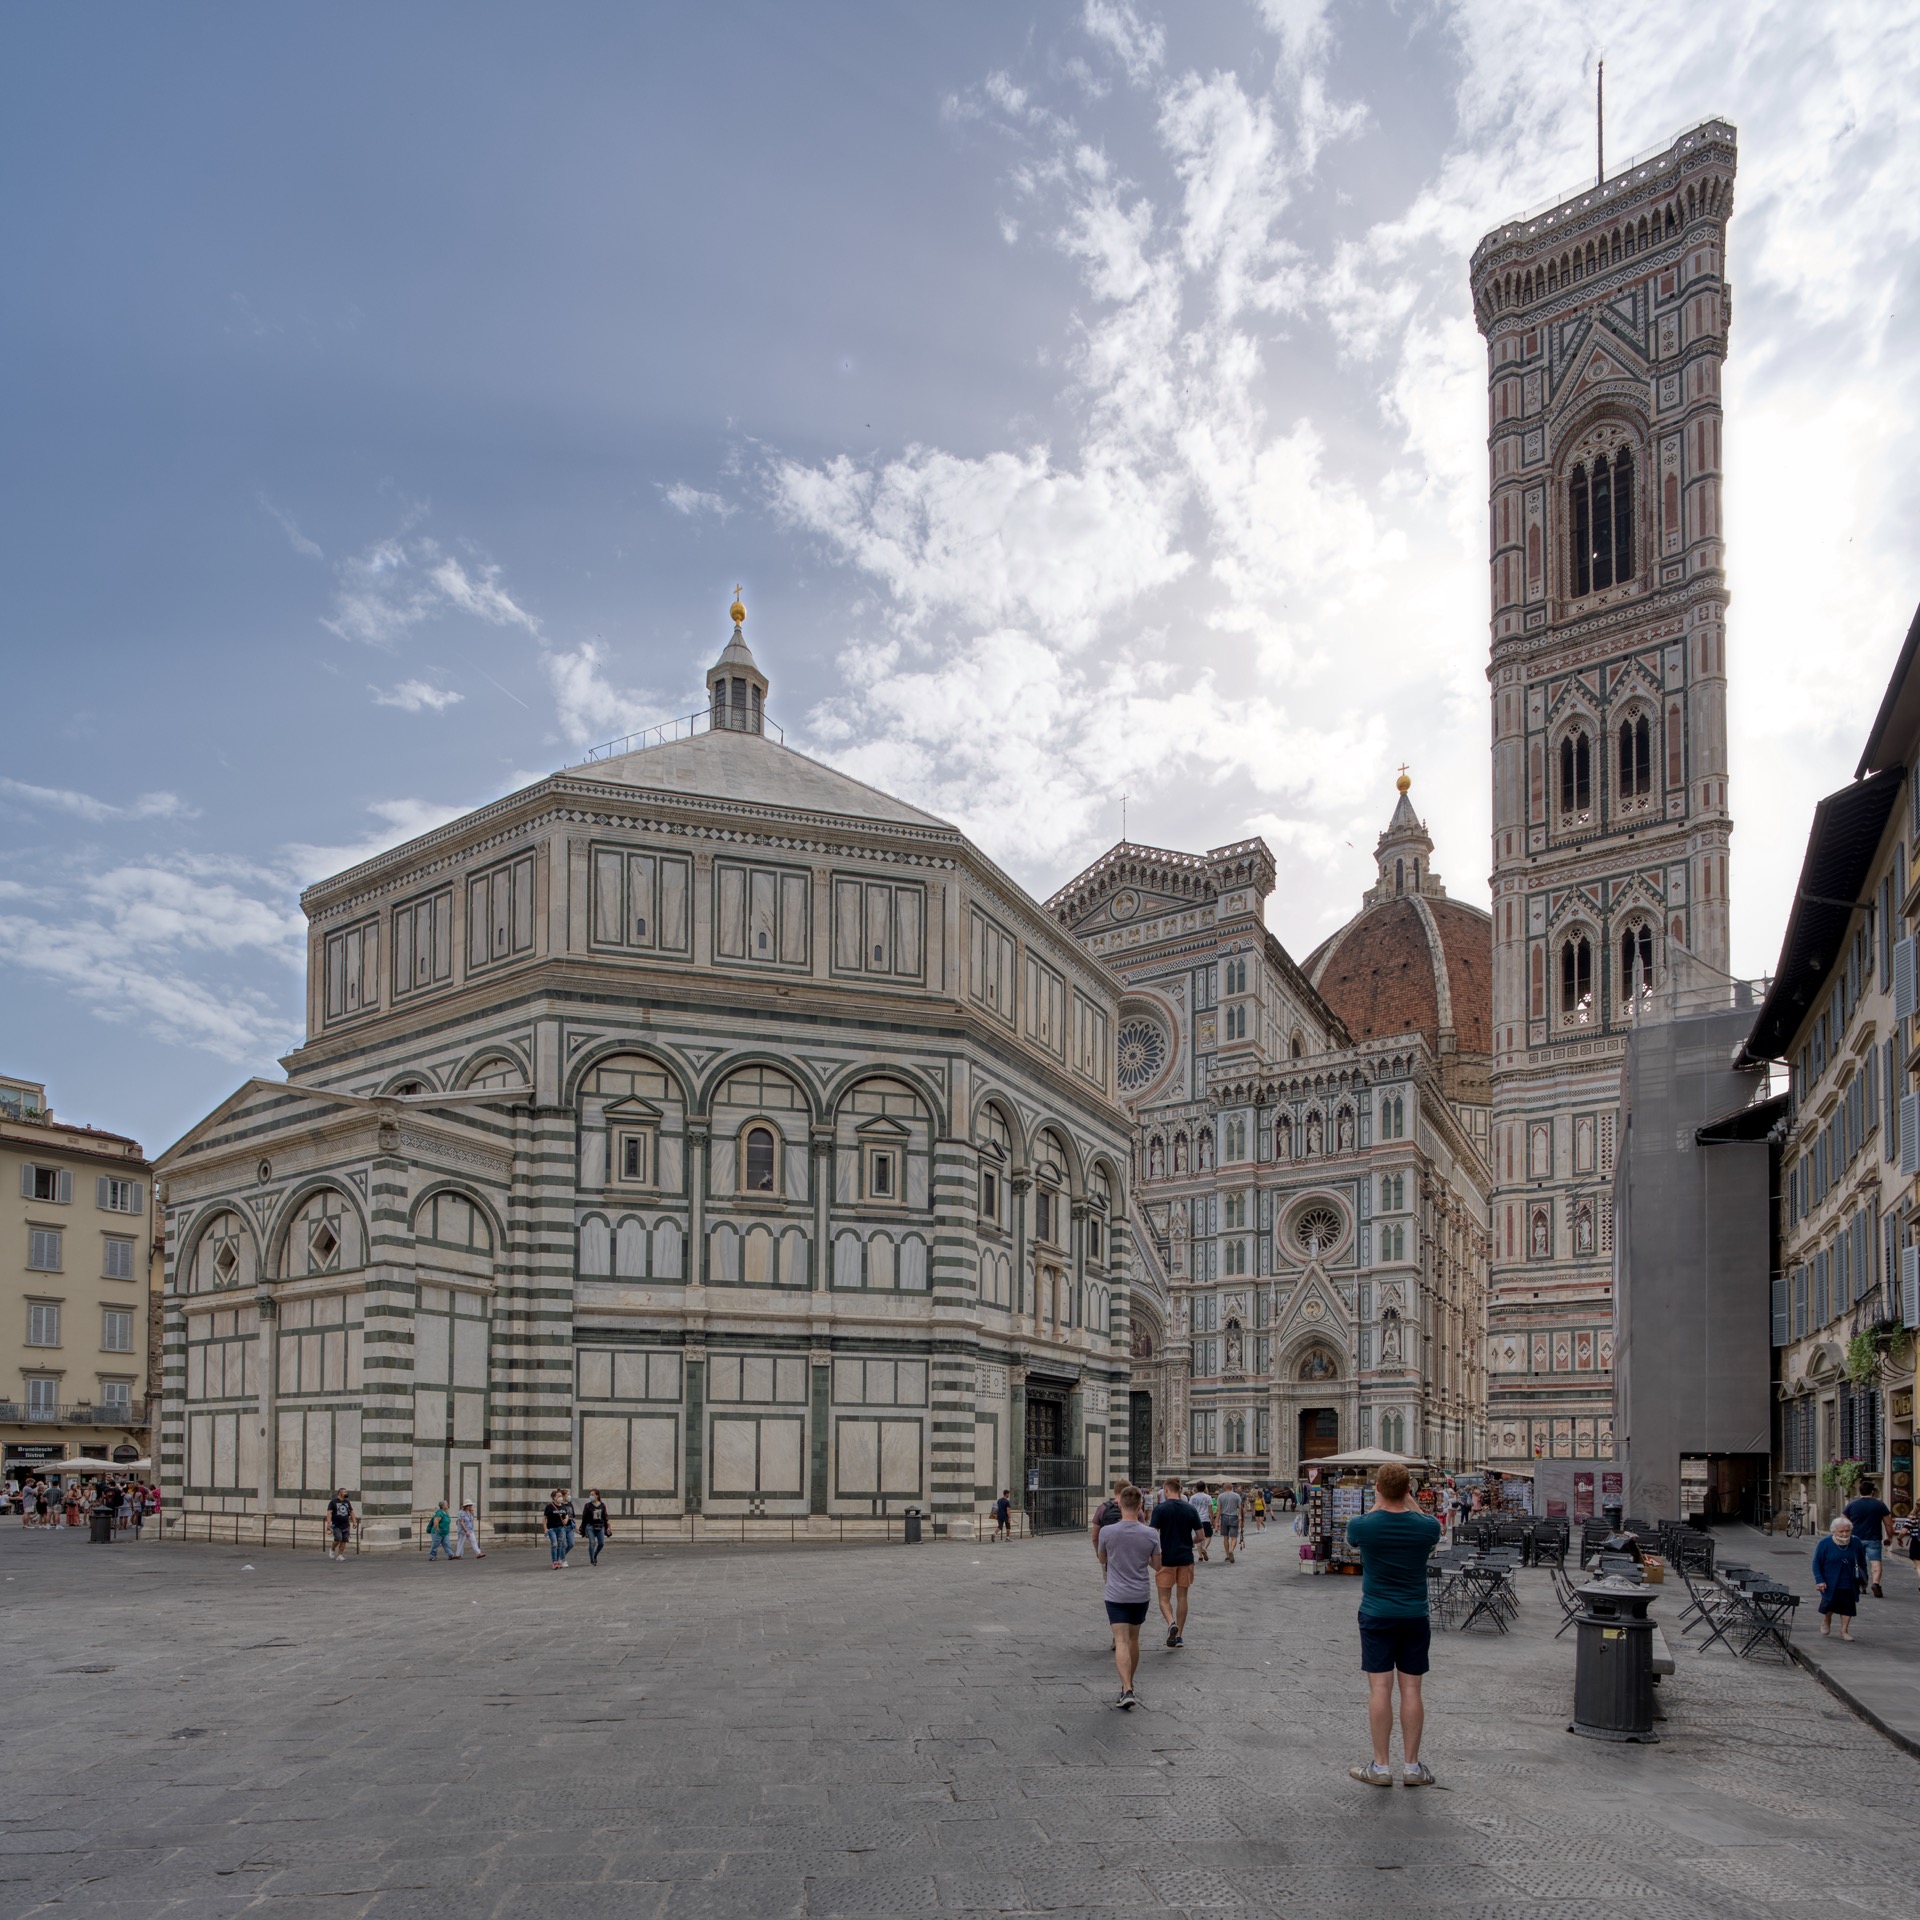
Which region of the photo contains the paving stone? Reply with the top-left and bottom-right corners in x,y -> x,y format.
7,1528 -> 1920,1920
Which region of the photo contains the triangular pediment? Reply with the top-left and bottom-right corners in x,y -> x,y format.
603,1096 -> 663,1122
855,1115 -> 911,1140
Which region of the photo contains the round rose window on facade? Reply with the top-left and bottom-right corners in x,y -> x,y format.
1115,1017 -> 1168,1094
1293,1205 -> 1343,1256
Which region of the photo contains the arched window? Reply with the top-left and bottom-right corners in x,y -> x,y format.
1558,731 -> 1592,816
744,1126 -> 776,1193
1618,714 -> 1652,798
1395,857 -> 1405,894
1570,448 -> 1635,595
1289,1033 -> 1303,1060
1621,923 -> 1654,1001
1561,935 -> 1594,1022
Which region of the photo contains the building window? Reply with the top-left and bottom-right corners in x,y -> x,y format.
101,1308 -> 134,1353
323,917 -> 379,1022
100,1378 -> 133,1414
1620,924 -> 1654,1003
103,1237 -> 136,1281
25,1377 -> 58,1417
744,1127 -> 777,1194
1558,731 -> 1592,817
98,1177 -> 143,1214
864,1146 -> 899,1203
392,886 -> 456,998
1561,935 -> 1593,1021
27,1301 -> 61,1346
1570,447 -> 1634,596
22,1164 -> 70,1204
27,1229 -> 62,1273
1087,1213 -> 1104,1263
1035,1188 -> 1058,1246
616,1130 -> 651,1185
466,851 -> 537,974
1618,715 -> 1652,798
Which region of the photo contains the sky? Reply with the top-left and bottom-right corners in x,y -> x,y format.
3,0 -> 1918,1153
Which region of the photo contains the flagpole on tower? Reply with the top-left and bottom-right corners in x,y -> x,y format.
1596,58 -> 1605,186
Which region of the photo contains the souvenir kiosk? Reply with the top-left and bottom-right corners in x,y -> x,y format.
1301,1448 -> 1430,1574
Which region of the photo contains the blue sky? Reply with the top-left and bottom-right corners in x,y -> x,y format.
3,1 -> 1918,1152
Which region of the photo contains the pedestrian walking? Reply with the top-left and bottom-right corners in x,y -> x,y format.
1843,1480 -> 1892,1598
1250,1488 -> 1267,1532
579,1490 -> 612,1564
544,1489 -> 575,1568
1089,1478 -> 1126,1552
1345,1461 -> 1443,1787
452,1501 -> 484,1559
1217,1484 -> 1243,1563
325,1488 -> 354,1560
1190,1483 -> 1214,1561
1149,1476 -> 1202,1648
130,1486 -> 145,1541
1096,1485 -> 1161,1710
992,1489 -> 1013,1542
426,1502 -> 453,1561
1814,1516 -> 1867,1640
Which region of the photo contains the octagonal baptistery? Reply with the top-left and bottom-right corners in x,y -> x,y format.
157,608 -> 1136,1545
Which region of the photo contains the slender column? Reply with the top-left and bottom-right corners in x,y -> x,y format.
253,1292 -> 277,1512
358,1143 -> 417,1545
810,1126 -> 833,1291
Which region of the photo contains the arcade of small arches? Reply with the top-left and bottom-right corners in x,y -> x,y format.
1477,176 -> 1731,318
1542,694 -> 1680,835
1529,914 -> 1665,1031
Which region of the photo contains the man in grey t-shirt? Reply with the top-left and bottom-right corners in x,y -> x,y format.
1217,1485 -> 1244,1563
1095,1485 -> 1162,1709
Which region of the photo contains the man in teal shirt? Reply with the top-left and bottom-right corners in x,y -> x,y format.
1343,1462 -> 1441,1787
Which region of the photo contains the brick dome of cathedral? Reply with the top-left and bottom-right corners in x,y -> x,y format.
1304,893 -> 1491,1054
1301,776 -> 1492,1055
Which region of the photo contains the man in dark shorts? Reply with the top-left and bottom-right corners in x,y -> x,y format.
1217,1483 -> 1243,1563
993,1490 -> 1013,1542
1844,1479 -> 1892,1597
325,1488 -> 354,1561
1096,1485 -> 1161,1709
1149,1476 -> 1202,1647
1345,1462 -> 1442,1787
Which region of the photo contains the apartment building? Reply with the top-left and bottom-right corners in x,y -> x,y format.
0,1075 -> 156,1479
1741,602 -> 1920,1526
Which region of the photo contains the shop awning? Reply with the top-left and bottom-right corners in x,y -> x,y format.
1308,1447 -> 1430,1469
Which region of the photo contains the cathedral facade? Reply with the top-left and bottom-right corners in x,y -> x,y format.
1051,782 -> 1492,1483
1470,121 -> 1738,1499
156,614 -> 1136,1543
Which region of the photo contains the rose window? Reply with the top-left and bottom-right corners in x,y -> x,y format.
1115,1018 -> 1168,1094
1293,1206 -> 1343,1256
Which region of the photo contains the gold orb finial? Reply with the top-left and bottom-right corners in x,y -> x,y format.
1396,762 -> 1411,795
729,584 -> 746,627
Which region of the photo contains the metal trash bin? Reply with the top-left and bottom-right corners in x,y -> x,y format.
902,1508 -> 922,1545
88,1508 -> 114,1545
1570,1578 -> 1657,1743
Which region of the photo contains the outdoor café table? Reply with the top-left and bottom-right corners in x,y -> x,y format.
1735,1584 -> 1798,1662
1456,1563 -> 1513,1634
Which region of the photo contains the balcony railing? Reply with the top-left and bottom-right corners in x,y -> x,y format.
0,1400 -> 148,1426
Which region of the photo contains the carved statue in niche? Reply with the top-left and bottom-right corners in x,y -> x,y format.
1174,1132 -> 1189,1174
1574,1199 -> 1595,1254
1148,1136 -> 1165,1179
1299,1346 -> 1337,1382
1306,1112 -> 1323,1156
1380,1309 -> 1403,1365
1198,1129 -> 1214,1172
1336,1108 -> 1354,1152
1530,1207 -> 1550,1258
1224,1321 -> 1244,1374
1276,1114 -> 1292,1160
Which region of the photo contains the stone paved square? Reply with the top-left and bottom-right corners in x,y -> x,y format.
5,1525 -> 1918,1919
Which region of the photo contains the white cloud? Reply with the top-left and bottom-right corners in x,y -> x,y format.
371,679 -> 464,713
541,640 -> 672,751
1082,0 -> 1165,87
430,556 -> 542,633
259,495 -> 324,559
663,481 -> 736,518
0,778 -> 195,823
